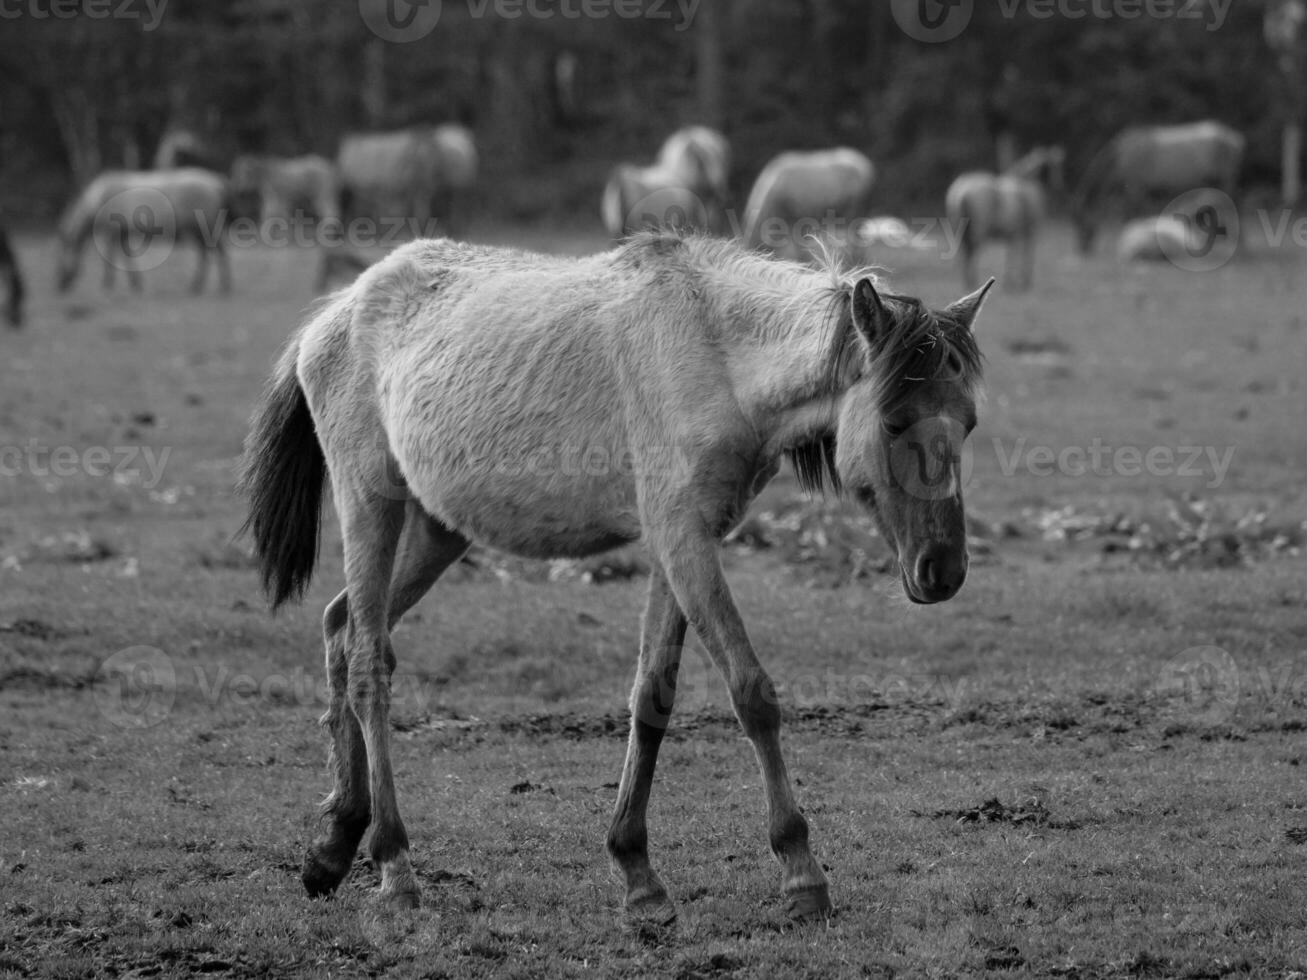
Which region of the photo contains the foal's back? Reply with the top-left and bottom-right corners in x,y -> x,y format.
301,238 -> 732,559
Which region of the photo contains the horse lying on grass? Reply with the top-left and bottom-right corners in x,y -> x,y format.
240,231 -> 992,922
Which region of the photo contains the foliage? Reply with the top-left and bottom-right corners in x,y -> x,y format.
0,0 -> 1295,221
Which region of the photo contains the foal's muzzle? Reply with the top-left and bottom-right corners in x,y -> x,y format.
903,545 -> 968,604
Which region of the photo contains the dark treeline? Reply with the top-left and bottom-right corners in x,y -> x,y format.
0,0 -> 1293,223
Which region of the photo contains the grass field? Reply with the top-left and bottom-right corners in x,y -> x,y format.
2,219 -> 1306,979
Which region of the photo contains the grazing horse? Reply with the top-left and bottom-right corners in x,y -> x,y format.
0,222 -> 24,327
230,154 -> 343,226
945,146 -> 1064,291
56,169 -> 232,295
337,125 -> 478,234
239,231 -> 992,919
1072,121 -> 1244,253
601,125 -> 731,238
742,148 -> 875,263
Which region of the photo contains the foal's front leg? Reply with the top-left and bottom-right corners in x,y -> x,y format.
607,564 -> 687,923
653,526 -> 831,919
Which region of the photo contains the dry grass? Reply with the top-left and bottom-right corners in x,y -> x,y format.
1,223 -> 1305,977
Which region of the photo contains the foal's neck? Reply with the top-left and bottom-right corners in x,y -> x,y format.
716,290 -> 856,457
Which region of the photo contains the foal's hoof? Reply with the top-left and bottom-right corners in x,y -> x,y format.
624,887 -> 678,927
381,886 -> 421,911
785,884 -> 833,921
302,852 -> 350,899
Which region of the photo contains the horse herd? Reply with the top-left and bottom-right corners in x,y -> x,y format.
0,116 -> 1245,330
17,124 -> 478,305
604,119 -> 1246,287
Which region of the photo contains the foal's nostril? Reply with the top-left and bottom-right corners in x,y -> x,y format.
918,556 -> 939,592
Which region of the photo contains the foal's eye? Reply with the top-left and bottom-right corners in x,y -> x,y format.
853,485 -> 876,507
882,421 -> 906,440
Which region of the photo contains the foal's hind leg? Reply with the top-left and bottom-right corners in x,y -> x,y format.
302,586 -> 373,898
304,500 -> 469,900
607,563 -> 687,923
309,492 -> 466,909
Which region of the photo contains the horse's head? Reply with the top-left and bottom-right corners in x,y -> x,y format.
835,278 -> 990,604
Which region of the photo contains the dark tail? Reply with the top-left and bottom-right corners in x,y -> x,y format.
237,341 -> 326,608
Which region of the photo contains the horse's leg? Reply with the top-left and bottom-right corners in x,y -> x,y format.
302,585 -> 372,898
606,562 -> 687,923
190,231 -> 209,294
303,500 -> 469,899
653,526 -> 830,919
213,236 -> 232,295
102,229 -> 119,292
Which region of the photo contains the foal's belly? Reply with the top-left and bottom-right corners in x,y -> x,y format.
414,468 -> 643,560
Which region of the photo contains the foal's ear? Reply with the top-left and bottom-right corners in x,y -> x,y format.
946,277 -> 996,329
850,278 -> 890,346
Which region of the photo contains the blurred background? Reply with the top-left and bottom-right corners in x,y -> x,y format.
0,0 -> 1298,226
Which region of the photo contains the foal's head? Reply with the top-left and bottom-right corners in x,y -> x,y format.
833,278 -> 990,604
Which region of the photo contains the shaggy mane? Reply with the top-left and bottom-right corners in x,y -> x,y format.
618,232 -> 983,497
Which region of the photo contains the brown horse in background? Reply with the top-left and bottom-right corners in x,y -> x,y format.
1072,121 -> 1244,253
230,154 -> 343,225
56,169 -> 232,295
742,148 -> 875,263
945,146 -> 1064,291
601,126 -> 731,238
337,124 -> 478,235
